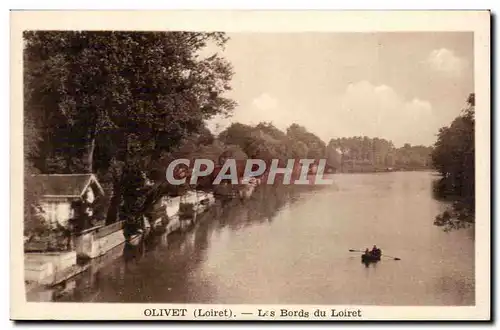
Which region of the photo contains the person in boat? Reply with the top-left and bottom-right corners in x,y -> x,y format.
362,248 -> 373,264
371,245 -> 382,258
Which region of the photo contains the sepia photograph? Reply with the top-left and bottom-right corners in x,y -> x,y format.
10,10 -> 490,321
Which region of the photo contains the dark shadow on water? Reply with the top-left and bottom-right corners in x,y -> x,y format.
362,260 -> 380,268
123,240 -> 145,263
431,177 -> 475,232
44,184 -> 325,302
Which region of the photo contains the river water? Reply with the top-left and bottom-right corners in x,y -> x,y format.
51,171 -> 474,305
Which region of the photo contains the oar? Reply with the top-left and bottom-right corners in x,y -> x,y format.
348,249 -> 401,261
382,255 -> 401,261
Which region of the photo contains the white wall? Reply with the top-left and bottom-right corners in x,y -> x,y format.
40,201 -> 73,227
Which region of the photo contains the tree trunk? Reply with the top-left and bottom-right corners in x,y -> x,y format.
106,179 -> 122,225
340,152 -> 344,173
106,133 -> 129,225
86,135 -> 96,173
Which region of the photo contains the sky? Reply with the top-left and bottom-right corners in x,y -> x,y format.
206,32 -> 474,147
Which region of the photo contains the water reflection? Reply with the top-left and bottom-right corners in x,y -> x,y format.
432,177 -> 475,232
361,259 -> 380,268
48,183 -> 324,303
43,172 -> 473,305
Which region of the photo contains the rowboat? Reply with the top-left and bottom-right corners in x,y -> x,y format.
361,252 -> 381,263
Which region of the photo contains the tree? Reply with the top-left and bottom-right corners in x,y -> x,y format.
393,143 -> 432,170
326,140 -> 342,170
24,31 -> 237,224
218,123 -> 255,152
218,122 -> 287,162
23,112 -> 42,234
286,124 -> 326,159
431,93 -> 475,231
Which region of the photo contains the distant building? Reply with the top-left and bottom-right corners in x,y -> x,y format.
30,174 -> 105,229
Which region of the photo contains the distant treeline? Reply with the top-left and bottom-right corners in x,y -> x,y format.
327,138 -> 432,173
152,121 -> 434,177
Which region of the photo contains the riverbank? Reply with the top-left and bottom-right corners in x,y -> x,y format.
37,171 -> 473,305
337,167 -> 434,174
26,181 -> 327,302
24,183 -> 251,300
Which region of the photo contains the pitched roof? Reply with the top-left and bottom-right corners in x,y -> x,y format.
31,174 -> 104,198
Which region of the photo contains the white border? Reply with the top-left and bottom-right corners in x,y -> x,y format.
8,9 -> 491,322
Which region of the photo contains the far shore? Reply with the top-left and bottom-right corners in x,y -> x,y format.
332,168 -> 437,175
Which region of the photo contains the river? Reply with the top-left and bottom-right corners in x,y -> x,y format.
51,171 -> 474,305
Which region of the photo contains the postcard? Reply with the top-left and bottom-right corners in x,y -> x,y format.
10,10 -> 490,321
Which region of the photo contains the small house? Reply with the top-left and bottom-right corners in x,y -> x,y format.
30,174 -> 106,230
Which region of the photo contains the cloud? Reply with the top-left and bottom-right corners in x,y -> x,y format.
337,81 -> 436,146
233,93 -> 286,129
426,48 -> 467,76
207,83 -> 438,147
252,93 -> 279,111
206,93 -> 285,134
